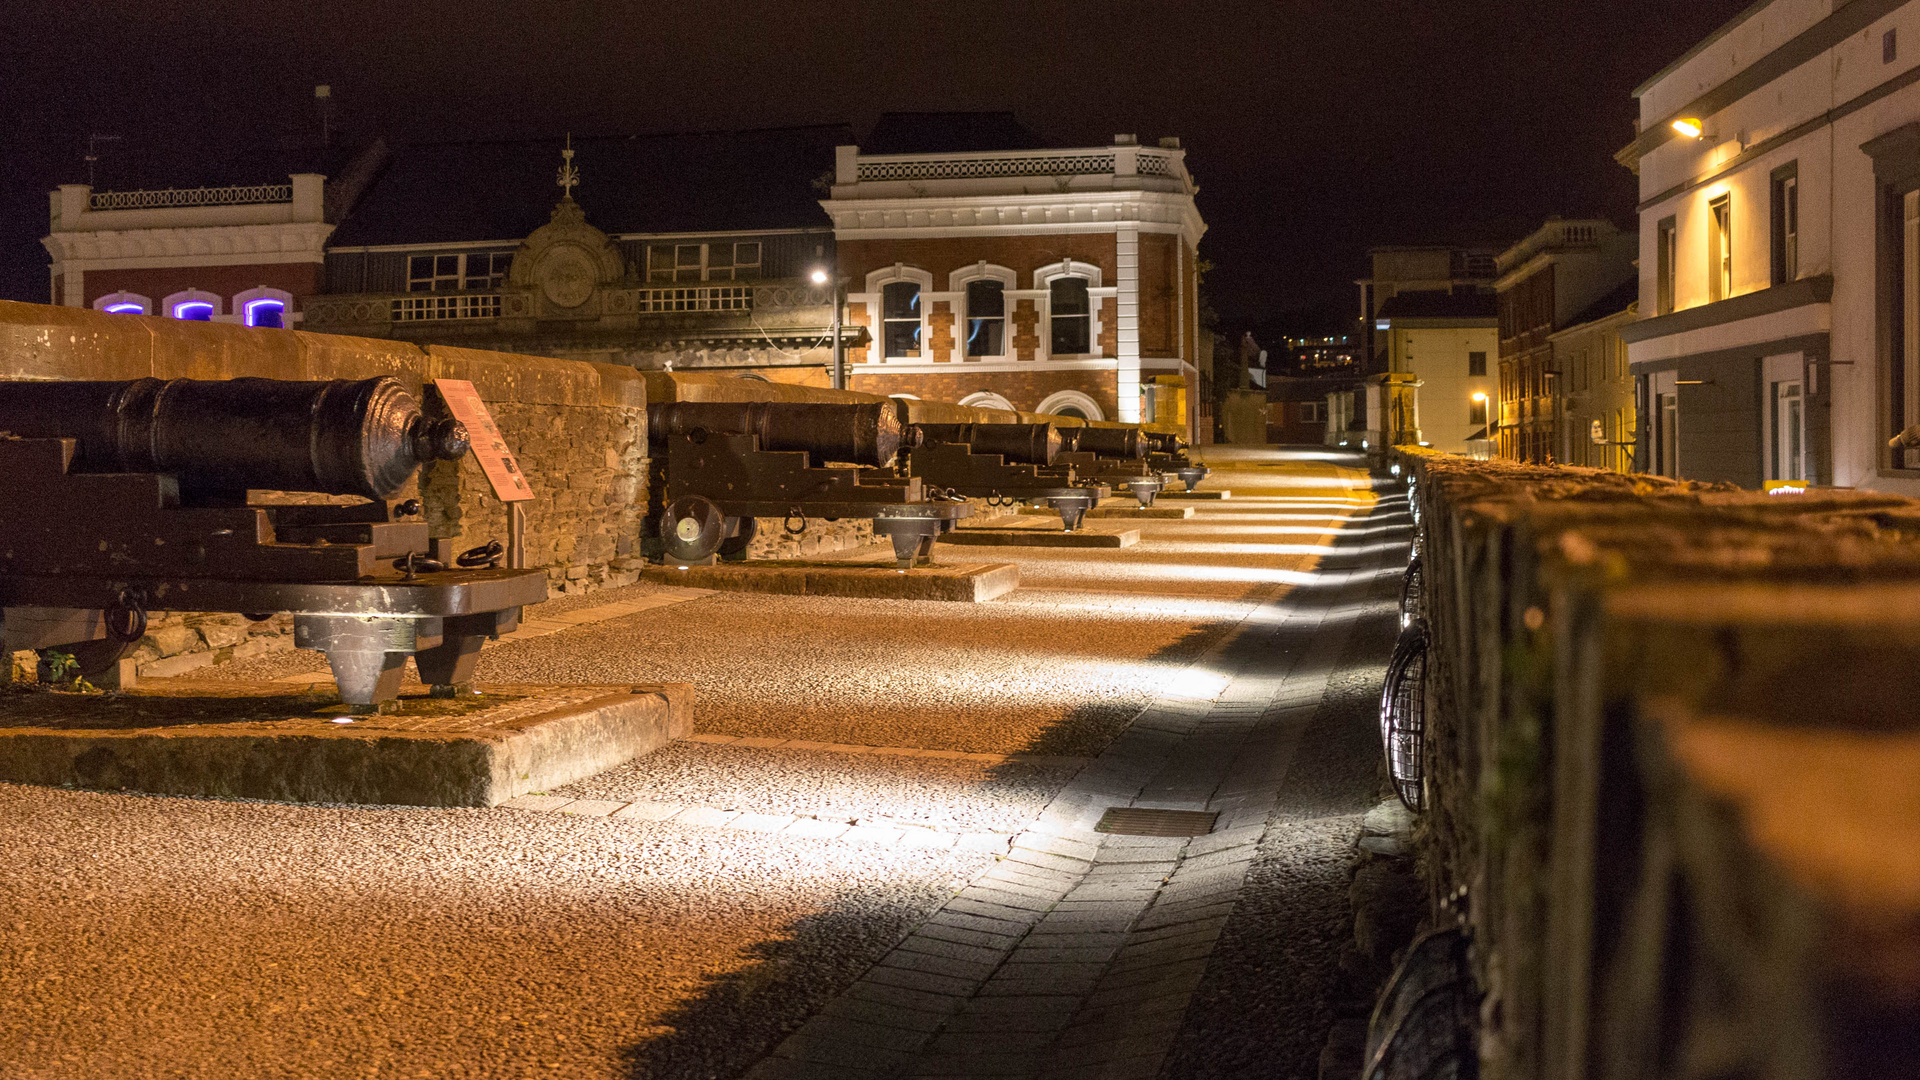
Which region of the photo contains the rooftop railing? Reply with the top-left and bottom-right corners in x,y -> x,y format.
87,184 -> 295,211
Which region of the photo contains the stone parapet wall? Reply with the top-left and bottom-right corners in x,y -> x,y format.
1397,448 -> 1920,1080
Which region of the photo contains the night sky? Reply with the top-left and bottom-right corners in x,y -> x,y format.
0,0 -> 1752,327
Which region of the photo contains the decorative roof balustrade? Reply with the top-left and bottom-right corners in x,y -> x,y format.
88,184 -> 295,211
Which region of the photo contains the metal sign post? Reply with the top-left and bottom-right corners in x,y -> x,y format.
432,379 -> 534,569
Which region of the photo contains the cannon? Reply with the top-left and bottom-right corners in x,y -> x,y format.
1142,432 -> 1210,492
1042,427 -> 1164,506
879,424 -> 1109,531
0,376 -> 547,711
643,401 -> 971,569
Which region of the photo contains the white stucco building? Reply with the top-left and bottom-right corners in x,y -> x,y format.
1619,0 -> 1920,491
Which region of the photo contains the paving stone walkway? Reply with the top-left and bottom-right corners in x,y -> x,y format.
744,483 -> 1402,1080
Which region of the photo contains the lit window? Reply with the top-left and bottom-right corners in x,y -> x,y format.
173,301 -> 214,321
1050,278 -> 1091,354
882,282 -> 921,358
1709,195 -> 1733,302
965,280 -> 1005,357
245,298 -> 286,328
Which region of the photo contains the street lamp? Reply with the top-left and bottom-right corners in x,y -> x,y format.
811,266 -> 846,390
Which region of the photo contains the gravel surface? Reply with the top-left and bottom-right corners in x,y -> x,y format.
549,741 -> 1081,833
0,783 -> 988,1080
4,453 -> 1395,1080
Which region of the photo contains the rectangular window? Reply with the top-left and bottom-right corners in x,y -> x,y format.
1709,195 -> 1733,302
647,241 -> 763,282
1773,380 -> 1805,482
1887,27 -> 1899,64
1657,217 -> 1678,315
1772,164 -> 1800,286
1299,401 -> 1324,423
1659,393 -> 1680,476
965,280 -> 1006,357
410,252 -> 508,293
1050,278 -> 1092,354
1469,399 -> 1488,426
1468,351 -> 1487,377
882,281 -> 921,358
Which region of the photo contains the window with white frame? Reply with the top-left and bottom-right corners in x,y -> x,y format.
164,290 -> 221,321
408,252 -> 512,293
1050,278 -> 1092,354
235,286 -> 295,329
882,282 -> 922,358
965,280 -> 1005,357
648,242 -> 763,283
1300,401 -> 1325,423
94,292 -> 150,315
1772,380 -> 1805,483
1708,195 -> 1733,303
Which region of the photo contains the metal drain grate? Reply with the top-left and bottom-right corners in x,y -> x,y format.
1094,807 -> 1219,837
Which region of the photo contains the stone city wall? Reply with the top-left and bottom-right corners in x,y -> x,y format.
1395,447 -> 1920,1080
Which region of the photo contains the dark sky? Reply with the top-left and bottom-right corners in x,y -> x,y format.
0,0 -> 1752,326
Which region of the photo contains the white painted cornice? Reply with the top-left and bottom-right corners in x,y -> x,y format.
41,222 -> 335,266
822,189 -> 1205,247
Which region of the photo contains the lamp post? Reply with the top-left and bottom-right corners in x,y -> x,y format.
812,267 -> 845,390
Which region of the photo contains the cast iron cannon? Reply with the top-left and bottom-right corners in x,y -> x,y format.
1044,427 -> 1164,506
644,401 -> 971,569
885,423 -> 1108,531
1142,432 -> 1210,492
0,376 -> 547,710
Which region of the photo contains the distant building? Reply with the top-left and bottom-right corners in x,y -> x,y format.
1287,334 -> 1358,374
1493,219 -> 1636,463
1616,0 -> 1913,490
1357,246 -> 1498,369
1372,290 -> 1499,456
1550,282 -> 1639,473
1267,374 -> 1350,444
823,115 -> 1207,431
1212,331 -> 1269,444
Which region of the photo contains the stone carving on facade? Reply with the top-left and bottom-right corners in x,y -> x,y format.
507,197 -> 627,319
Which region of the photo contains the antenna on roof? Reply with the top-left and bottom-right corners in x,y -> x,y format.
557,133 -> 579,200
84,133 -> 120,188
315,85 -> 332,148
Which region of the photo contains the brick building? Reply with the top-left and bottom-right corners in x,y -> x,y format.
822,114 -> 1207,431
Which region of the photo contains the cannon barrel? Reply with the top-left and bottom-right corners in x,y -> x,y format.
1144,432 -> 1186,454
913,423 -> 1060,466
0,376 -> 468,499
1060,426 -> 1145,459
647,400 -> 903,468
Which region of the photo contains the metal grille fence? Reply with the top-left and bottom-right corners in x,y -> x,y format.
391,294 -> 502,322
89,185 -> 293,211
636,286 -> 752,313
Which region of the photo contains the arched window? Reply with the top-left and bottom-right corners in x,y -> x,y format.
163,289 -> 222,322
1050,278 -> 1092,354
1036,390 -> 1106,422
244,298 -> 286,328
94,291 -> 150,315
965,280 -> 1006,358
960,391 -> 1018,412
882,281 -> 921,358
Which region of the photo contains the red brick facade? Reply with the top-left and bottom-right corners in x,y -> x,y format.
849,368 -> 1118,420
929,300 -> 955,363
1012,300 -> 1040,362
838,235 -> 1118,292
83,263 -> 322,314
847,301 -> 871,365
1099,297 -> 1118,357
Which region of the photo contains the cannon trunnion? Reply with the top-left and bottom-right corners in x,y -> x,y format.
644,401 -> 970,570
881,425 -> 1108,531
0,376 -> 546,711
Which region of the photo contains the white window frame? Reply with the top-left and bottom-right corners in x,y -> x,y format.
960,391 -> 1018,412
648,241 -> 764,283
93,291 -> 150,315
1033,260 -> 1104,361
163,289 -> 223,321
234,286 -> 295,328
863,264 -> 935,363
949,263 -> 1017,362
407,251 -> 512,293
1034,390 -> 1105,422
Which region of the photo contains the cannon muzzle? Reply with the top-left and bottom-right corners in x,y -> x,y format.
647,400 -> 903,468
1060,426 -> 1146,460
913,423 -> 1060,466
0,376 -> 467,500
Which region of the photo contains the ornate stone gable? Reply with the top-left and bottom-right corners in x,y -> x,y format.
505,198 -> 628,319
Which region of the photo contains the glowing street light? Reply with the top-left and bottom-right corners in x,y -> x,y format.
810,269 -> 829,285
1471,392 -> 1488,403
811,265 -> 845,389
1671,118 -> 1704,139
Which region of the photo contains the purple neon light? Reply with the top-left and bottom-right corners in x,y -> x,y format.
173,302 -> 214,321
245,298 -> 286,328
103,303 -> 145,314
